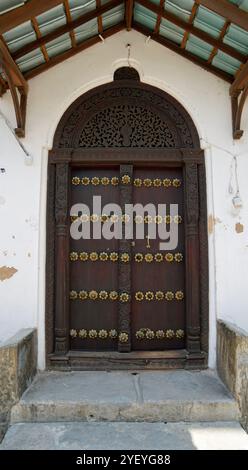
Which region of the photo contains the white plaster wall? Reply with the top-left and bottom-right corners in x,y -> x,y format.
0,30 -> 248,369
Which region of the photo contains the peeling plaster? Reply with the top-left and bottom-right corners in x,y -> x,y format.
0,266 -> 18,281
235,223 -> 244,234
208,214 -> 222,234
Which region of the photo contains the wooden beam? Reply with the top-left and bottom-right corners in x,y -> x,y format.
230,60 -> 248,94
181,2 -> 198,49
96,0 -> 103,35
0,37 -> 28,92
24,22 -> 125,80
136,0 -> 247,63
0,0 -> 63,35
154,0 -> 165,35
133,21 -> 234,83
13,0 -> 123,60
63,0 -> 77,48
231,85 -> 248,139
125,0 -> 134,31
208,20 -> 230,64
0,73 -> 8,96
195,0 -> 248,32
31,18 -> 50,62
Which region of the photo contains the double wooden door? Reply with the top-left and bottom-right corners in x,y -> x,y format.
69,164 -> 185,352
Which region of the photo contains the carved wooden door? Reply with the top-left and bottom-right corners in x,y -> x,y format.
69,165 -> 185,352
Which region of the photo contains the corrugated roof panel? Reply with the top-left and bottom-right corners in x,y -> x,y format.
194,5 -> 226,38
3,21 -> 36,53
212,50 -> 242,75
46,33 -> 72,59
164,0 -> 195,22
223,23 -> 248,54
69,0 -> 96,20
160,18 -> 185,45
134,4 -> 157,31
36,5 -> 67,36
0,1 -> 28,15
186,34 -> 213,60
102,4 -> 125,29
16,49 -> 45,73
228,0 -> 248,12
74,18 -> 98,44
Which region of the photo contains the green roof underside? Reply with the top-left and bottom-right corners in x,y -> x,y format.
0,0 -> 248,82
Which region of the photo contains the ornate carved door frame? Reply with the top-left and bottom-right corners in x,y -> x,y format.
46,75 -> 208,370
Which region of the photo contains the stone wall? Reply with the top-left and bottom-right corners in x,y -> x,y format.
0,329 -> 37,441
217,320 -> 248,432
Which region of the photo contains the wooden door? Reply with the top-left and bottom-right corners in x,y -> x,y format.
69,164 -> 185,352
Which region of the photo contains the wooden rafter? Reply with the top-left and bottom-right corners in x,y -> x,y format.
207,20 -> 230,64
181,2 -> 199,50
230,60 -> 248,94
31,18 -> 49,62
0,0 -> 63,35
125,0 -> 134,31
0,73 -> 8,96
195,0 -> 248,32
136,0 -> 246,63
96,0 -> 104,35
133,21 -> 233,83
63,0 -> 77,48
24,22 -> 125,80
12,0 -> 123,60
154,0 -> 165,35
0,38 -> 28,137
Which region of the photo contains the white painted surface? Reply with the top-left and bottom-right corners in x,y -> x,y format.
0,30 -> 248,368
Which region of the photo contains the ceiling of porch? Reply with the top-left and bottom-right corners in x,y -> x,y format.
0,1 -> 248,139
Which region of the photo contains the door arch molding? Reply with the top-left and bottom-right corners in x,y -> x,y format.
46,71 -> 208,369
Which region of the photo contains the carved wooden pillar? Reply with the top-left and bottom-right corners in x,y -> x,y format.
183,157 -> 201,359
118,164 -> 133,352
54,162 -> 70,354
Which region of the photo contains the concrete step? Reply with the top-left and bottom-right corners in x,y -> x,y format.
1,421 -> 248,450
11,370 -> 239,424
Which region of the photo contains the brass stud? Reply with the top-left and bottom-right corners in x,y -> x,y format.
111,177 -> 119,186
89,329 -> 98,339
154,215 -> 163,224
153,178 -> 162,187
70,290 -> 78,300
121,253 -> 130,263
155,291 -> 164,301
70,329 -> 77,338
90,214 -> 99,223
72,176 -> 81,185
92,176 -> 100,186
79,252 -> 88,261
121,175 -> 131,185
89,290 -> 98,300
70,215 -> 78,222
146,329 -> 155,339
70,252 -> 78,261
175,291 -> 184,301
174,215 -> 182,224
119,332 -> 129,343
135,215 -> 143,224
165,253 -> 174,263
98,329 -> 108,339
134,178 -> 142,187
81,214 -> 89,223
173,178 -> 181,188
135,291 -> 144,301
101,214 -> 109,223
145,291 -> 154,301
144,214 -> 153,224
144,253 -> 153,263
176,329 -> 184,339
136,330 -> 145,340
99,290 -> 108,300
79,329 -> 87,339
166,329 -> 175,339
101,177 -> 110,186
174,253 -> 183,263
163,178 -> 171,187
121,214 -> 130,223
156,330 -> 165,339
135,253 -> 143,263
89,252 -> 98,262
110,252 -> 118,262
99,252 -> 108,262
154,253 -> 163,262
165,291 -> 174,301
143,178 -> 152,187
165,215 -> 172,224
109,329 -> 118,339
79,290 -> 88,300
109,291 -> 118,301
120,292 -> 129,303
82,176 -> 90,185
110,214 -> 119,223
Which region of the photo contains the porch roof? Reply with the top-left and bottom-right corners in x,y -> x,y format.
0,1 -> 248,139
